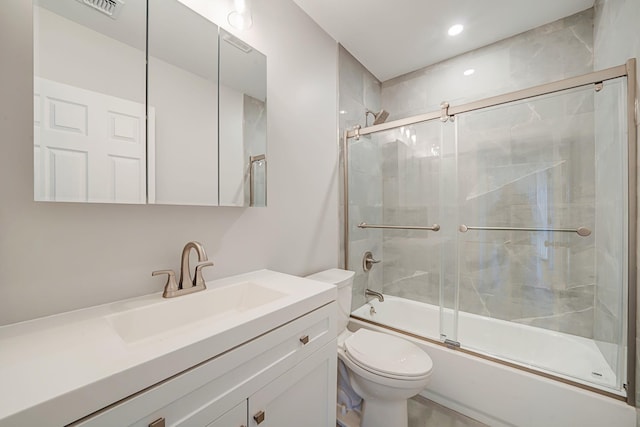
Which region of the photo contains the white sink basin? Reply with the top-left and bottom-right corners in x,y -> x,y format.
108,281 -> 287,343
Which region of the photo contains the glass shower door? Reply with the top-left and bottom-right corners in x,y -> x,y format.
438,120 -> 459,345
453,79 -> 628,393
347,120 -> 451,343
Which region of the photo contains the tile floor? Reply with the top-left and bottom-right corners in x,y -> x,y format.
408,396 -> 488,427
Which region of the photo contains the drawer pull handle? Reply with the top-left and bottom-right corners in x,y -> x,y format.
253,410 -> 265,424
299,335 -> 309,345
149,418 -> 165,427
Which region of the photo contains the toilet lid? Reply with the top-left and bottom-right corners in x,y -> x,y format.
344,329 -> 433,378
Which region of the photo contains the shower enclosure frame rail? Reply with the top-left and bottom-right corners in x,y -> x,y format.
345,62 -> 628,139
342,59 -> 637,404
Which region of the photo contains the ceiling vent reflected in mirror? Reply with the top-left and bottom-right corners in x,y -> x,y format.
76,0 -> 124,20
222,32 -> 253,54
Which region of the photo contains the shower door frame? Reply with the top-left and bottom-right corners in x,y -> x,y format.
342,59 -> 637,404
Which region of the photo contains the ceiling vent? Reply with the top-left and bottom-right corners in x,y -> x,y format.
222,33 -> 253,54
77,0 -> 125,20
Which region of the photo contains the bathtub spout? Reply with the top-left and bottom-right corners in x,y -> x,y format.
365,288 -> 384,302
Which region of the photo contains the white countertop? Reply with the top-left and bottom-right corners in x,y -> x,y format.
0,270 -> 336,426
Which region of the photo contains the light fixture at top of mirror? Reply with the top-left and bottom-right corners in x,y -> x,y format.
228,0 -> 252,30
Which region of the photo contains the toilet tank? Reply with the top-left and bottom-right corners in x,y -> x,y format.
306,269 -> 354,333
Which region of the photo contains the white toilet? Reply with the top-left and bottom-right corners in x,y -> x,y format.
307,269 -> 433,427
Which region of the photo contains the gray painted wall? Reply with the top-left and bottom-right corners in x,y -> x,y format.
0,0 -> 340,325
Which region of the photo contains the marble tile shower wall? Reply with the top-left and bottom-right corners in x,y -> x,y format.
338,46 -> 383,310
380,10 -> 598,339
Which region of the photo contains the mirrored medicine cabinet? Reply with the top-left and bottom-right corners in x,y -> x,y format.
33,0 -> 267,207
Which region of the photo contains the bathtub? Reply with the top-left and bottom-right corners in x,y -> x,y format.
350,295 -> 635,427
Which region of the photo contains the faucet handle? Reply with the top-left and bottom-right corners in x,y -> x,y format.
193,262 -> 213,287
362,251 -> 381,272
152,269 -> 179,296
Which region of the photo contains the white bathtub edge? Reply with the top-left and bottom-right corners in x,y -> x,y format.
419,388 -> 512,427
349,319 -> 635,427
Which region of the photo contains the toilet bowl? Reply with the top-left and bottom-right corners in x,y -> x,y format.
306,269 -> 433,427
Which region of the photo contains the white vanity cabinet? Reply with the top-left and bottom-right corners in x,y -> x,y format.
70,302 -> 337,427
248,341 -> 335,427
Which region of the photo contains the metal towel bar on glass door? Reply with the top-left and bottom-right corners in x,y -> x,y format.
458,224 -> 592,237
358,222 -> 440,231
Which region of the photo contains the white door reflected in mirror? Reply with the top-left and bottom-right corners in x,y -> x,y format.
33,0 -> 147,204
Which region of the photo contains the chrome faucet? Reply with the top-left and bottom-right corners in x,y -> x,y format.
152,241 -> 214,298
365,288 -> 384,302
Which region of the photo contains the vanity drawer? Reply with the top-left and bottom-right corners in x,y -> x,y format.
205,399 -> 247,427
71,302 -> 336,427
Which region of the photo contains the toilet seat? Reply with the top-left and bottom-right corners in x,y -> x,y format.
344,329 -> 432,380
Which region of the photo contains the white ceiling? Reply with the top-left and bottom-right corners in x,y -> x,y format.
293,0 -> 595,81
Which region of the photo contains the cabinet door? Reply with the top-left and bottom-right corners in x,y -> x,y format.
248,341 -> 337,427
206,400 -> 247,427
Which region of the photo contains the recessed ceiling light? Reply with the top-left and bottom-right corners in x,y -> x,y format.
463,68 -> 475,76
448,24 -> 464,36
339,110 -> 347,114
